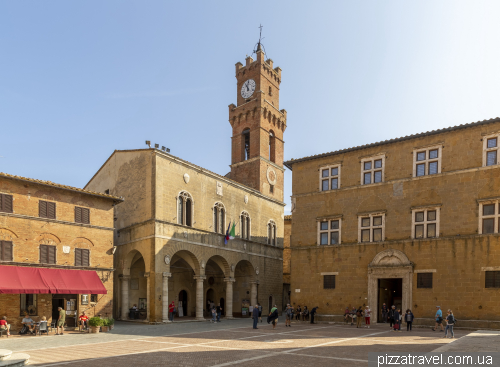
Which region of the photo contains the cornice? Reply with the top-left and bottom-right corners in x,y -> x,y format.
0,212 -> 115,231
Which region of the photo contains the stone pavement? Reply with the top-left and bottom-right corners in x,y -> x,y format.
0,318 -> 487,366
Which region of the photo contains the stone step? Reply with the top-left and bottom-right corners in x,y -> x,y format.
0,353 -> 30,367
0,350 -> 12,361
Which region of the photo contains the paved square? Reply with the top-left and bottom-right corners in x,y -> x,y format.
0,318 -> 477,366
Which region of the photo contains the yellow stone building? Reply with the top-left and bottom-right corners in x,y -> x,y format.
284,118 -> 500,328
85,45 -> 286,322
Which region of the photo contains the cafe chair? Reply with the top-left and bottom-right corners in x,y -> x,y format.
38,321 -> 49,336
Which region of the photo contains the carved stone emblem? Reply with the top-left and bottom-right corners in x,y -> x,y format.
164,255 -> 170,265
266,167 -> 277,185
216,181 -> 223,196
231,264 -> 235,272
201,261 -> 206,269
255,267 -> 259,275
244,195 -> 248,204
63,246 -> 70,254
183,173 -> 190,184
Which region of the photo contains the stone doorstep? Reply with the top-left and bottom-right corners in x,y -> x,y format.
0,352 -> 30,367
0,350 -> 12,362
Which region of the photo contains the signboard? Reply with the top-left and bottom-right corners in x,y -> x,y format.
241,299 -> 250,317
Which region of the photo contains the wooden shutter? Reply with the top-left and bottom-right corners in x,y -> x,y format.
82,249 -> 89,266
47,202 -> 56,219
2,241 -> 13,261
39,201 -> 47,218
48,245 -> 56,264
75,207 -> 82,223
1,194 -> 13,213
82,208 -> 90,224
75,248 -> 82,266
40,245 -> 47,263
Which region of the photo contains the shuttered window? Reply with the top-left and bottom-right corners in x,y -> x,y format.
0,194 -> 13,213
323,275 -> 336,289
0,241 -> 13,261
75,248 -> 90,267
75,207 -> 90,224
417,273 -> 433,288
39,201 -> 56,219
485,271 -> 500,288
39,245 -> 56,264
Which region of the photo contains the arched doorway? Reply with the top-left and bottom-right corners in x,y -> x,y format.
206,255 -> 229,316
220,297 -> 225,316
206,288 -> 215,314
234,260 -> 256,317
178,290 -> 188,317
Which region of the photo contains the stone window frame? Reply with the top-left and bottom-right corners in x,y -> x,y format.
358,212 -> 385,243
212,202 -> 226,234
412,145 -> 442,177
411,206 -> 440,239
319,164 -> 341,192
177,191 -> 194,227
482,133 -> 500,167
317,216 -> 342,245
240,211 -> 251,240
267,219 -> 277,246
360,154 -> 385,186
478,198 -> 500,234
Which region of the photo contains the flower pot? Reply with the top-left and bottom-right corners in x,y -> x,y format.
109,325 -> 114,330
90,326 -> 100,333
101,326 -> 109,332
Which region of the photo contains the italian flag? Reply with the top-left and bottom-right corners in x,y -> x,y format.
225,221 -> 237,244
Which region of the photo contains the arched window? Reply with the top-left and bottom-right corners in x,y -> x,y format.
267,219 -> 277,246
213,202 -> 225,234
268,86 -> 272,96
242,128 -> 250,161
178,191 -> 193,227
240,211 -> 251,240
269,130 -> 276,163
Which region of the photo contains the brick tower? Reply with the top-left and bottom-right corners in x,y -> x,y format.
228,44 -> 287,201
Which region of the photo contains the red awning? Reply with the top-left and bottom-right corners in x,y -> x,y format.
0,266 -> 107,294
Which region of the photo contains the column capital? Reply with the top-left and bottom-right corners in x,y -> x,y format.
119,275 -> 131,280
250,280 -> 260,285
193,275 -> 206,281
162,272 -> 172,278
143,272 -> 150,278
224,277 -> 236,283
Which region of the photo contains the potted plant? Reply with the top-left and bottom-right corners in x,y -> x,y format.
101,318 -> 110,332
108,318 -> 115,330
89,317 -> 103,333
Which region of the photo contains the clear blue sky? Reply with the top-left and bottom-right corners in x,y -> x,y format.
2,1 -> 499,214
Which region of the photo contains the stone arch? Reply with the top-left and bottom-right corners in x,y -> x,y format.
234,259 -> 256,282
0,228 -> 18,241
123,249 -> 149,276
35,233 -> 61,245
170,249 -> 201,275
370,249 -> 411,267
70,237 -> 95,248
205,254 -> 230,277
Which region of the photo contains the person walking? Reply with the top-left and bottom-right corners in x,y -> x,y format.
296,305 -> 302,321
381,303 -> 388,323
356,306 -> 363,328
444,310 -> 455,338
252,304 -> 260,329
405,309 -> 414,331
268,305 -> 279,329
169,301 -> 175,322
216,303 -> 222,322
310,306 -> 319,324
393,308 -> 400,332
285,304 -> 293,327
56,306 -> 65,335
432,306 -> 444,332
364,305 -> 371,328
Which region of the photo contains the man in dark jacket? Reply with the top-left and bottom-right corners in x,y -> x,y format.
388,306 -> 396,329
381,303 -> 388,323
252,304 -> 259,329
310,306 -> 319,324
393,308 -> 400,331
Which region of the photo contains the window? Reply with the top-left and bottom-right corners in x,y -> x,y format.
75,248 -> 90,267
242,129 -> 250,161
270,185 -> 274,194
320,165 -> 340,191
39,201 -> 56,219
0,194 -> 13,213
267,220 -> 277,246
240,211 -> 251,240
177,191 -> 193,227
485,271 -> 500,288
413,146 -> 442,177
269,130 -> 276,163
323,275 -> 335,289
417,273 -> 433,288
39,244 -> 56,264
213,202 -> 225,234
361,156 -> 384,185
483,134 -> 499,167
318,219 -> 341,245
0,241 -> 13,261
91,294 -> 98,303
268,86 -> 272,96
412,208 -> 439,239
75,207 -> 90,224
20,294 -> 37,316
358,213 -> 385,243
479,200 -> 499,234
104,189 -> 110,195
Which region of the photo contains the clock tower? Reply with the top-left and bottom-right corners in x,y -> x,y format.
228,44 -> 287,201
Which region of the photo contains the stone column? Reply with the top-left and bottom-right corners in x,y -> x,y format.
224,277 -> 235,319
194,275 -> 206,320
120,275 -> 130,320
144,272 -> 150,322
250,281 -> 258,308
162,272 -> 172,323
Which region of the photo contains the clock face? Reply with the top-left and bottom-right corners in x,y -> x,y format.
241,79 -> 256,99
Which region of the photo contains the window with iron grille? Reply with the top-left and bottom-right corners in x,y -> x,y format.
323,275 -> 336,289
320,165 -> 340,191
39,244 -> 56,264
361,156 -> 384,185
483,135 -> 499,167
485,271 -> 500,288
417,273 -> 433,288
318,219 -> 341,245
0,194 -> 13,213
0,241 -> 13,262
75,207 -> 90,224
412,208 -> 439,239
359,213 -> 385,243
75,248 -> 90,267
479,201 -> 499,234
413,146 -> 441,177
39,201 -> 56,219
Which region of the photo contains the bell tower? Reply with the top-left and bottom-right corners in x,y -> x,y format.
228,44 -> 287,201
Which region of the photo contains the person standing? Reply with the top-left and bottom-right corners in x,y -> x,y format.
432,306 -> 444,332
216,303 -> 222,323
56,306 -> 65,335
356,307 -> 363,328
405,309 -> 414,331
381,303 -> 388,323
169,301 -> 175,322
364,305 -> 371,328
258,303 -> 263,323
285,304 -> 293,327
310,306 -> 319,324
444,310 -> 455,338
393,308 -> 400,332
252,304 -> 260,329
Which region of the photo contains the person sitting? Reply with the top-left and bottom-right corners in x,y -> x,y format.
302,306 -> 309,321
21,312 -> 35,335
39,316 -> 49,335
295,305 -> 302,321
79,311 -> 89,331
0,316 -> 10,336
131,304 -> 138,310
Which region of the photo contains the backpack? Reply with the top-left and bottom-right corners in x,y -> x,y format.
19,325 -> 29,335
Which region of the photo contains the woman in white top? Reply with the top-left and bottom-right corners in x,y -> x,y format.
364,305 -> 371,328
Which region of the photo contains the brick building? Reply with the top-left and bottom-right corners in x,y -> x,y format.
85,45 -> 287,322
284,118 -> 500,328
0,172 -> 122,330
283,215 -> 291,307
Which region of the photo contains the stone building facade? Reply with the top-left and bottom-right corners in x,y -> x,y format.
0,172 -> 120,330
285,118 -> 500,327
283,215 -> 291,307
85,46 -> 286,323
